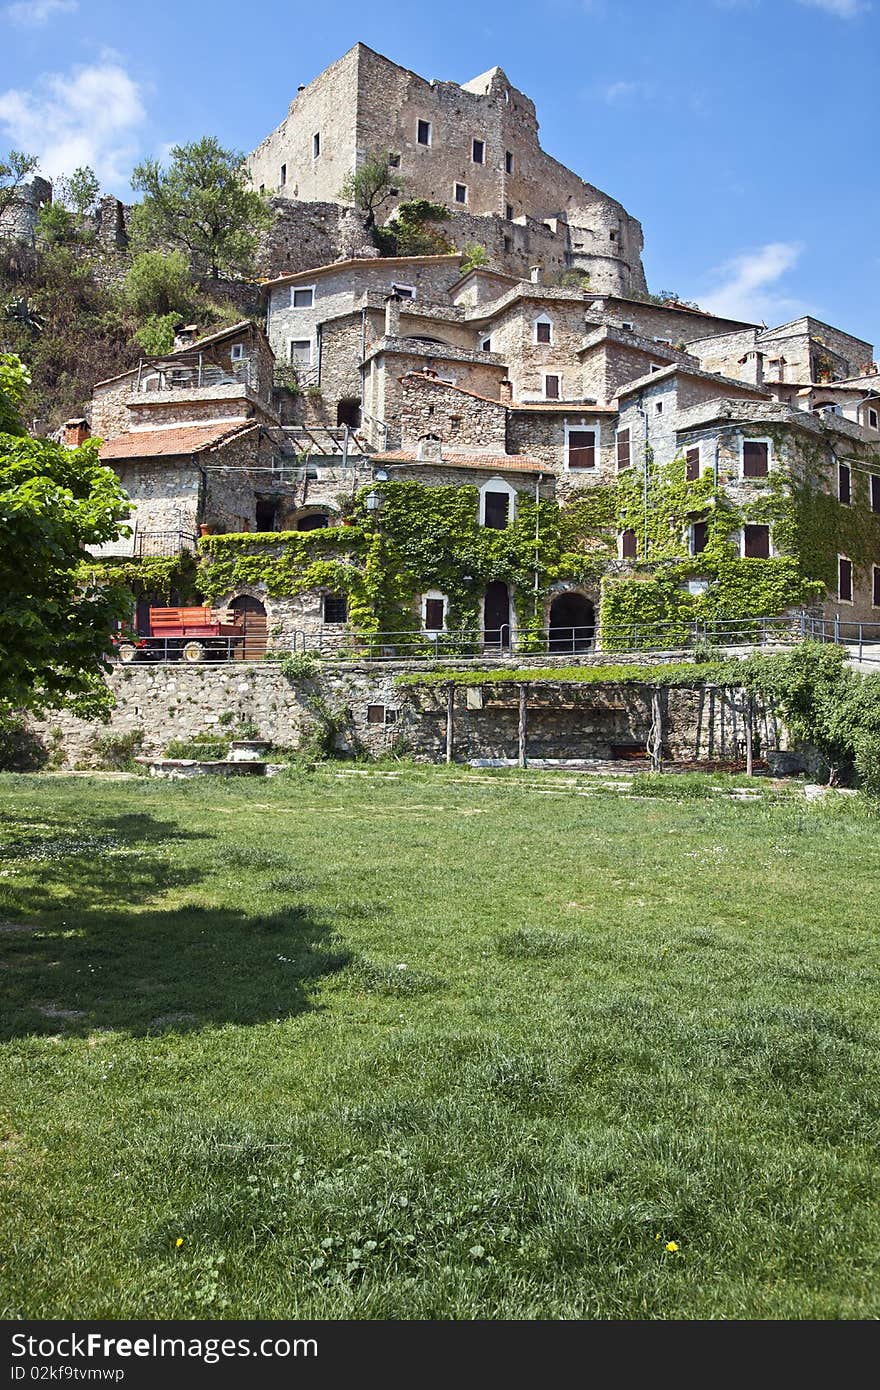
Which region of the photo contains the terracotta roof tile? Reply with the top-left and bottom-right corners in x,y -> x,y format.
100,421 -> 256,461
372,450 -> 547,474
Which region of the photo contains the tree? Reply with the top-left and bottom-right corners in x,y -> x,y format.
123,249 -> 194,318
58,166 -> 100,224
0,149 -> 39,225
0,354 -> 131,717
130,138 -> 272,279
459,242 -> 489,275
36,201 -> 75,247
338,153 -> 400,230
375,200 -> 454,257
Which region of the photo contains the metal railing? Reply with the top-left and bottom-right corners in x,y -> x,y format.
133,530 -> 198,557
136,359 -> 256,394
111,614 -> 880,667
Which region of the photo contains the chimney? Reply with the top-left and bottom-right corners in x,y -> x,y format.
173,323 -> 199,351
529,265 -> 542,284
499,378 -> 513,403
738,350 -> 765,388
416,433 -> 443,462
64,418 -> 90,448
297,84 -> 305,93
384,292 -> 401,338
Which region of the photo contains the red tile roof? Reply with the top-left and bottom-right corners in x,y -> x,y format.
372,450 -> 547,474
100,421 -> 257,461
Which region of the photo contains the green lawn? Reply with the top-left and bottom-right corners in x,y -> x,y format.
1,767 -> 878,1319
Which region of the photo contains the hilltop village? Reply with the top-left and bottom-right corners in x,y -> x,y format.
7,43 -> 880,764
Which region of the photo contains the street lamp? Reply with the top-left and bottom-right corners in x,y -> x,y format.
365,489 -> 381,513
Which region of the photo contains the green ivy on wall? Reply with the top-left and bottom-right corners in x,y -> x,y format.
76,552 -> 200,607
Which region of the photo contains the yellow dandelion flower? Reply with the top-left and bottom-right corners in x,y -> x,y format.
665,1241 -> 679,1253
175,1237 -> 184,1248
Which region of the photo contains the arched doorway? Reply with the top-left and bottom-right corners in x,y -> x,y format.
549,592 -> 594,652
296,512 -> 329,531
336,398 -> 361,429
483,581 -> 511,649
229,594 -> 268,661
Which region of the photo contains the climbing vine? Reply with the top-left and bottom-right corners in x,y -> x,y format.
76,552 -> 200,606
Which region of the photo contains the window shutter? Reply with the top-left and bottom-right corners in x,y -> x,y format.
621,529 -> 637,559
484,492 -> 510,529
567,430 -> 595,469
685,447 -> 700,482
616,428 -> 631,470
743,441 -> 769,477
839,463 -> 851,505
743,524 -> 770,559
872,475 -> 880,514
424,598 -> 444,630
839,557 -> 853,602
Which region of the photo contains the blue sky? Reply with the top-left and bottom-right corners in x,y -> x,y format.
2,0 -> 877,349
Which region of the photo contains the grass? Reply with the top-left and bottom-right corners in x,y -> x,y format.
0,765 -> 878,1319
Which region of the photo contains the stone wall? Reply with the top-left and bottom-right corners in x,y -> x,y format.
398,375 -> 508,451
0,176 -> 52,245
28,661 -> 780,769
256,199 -> 378,278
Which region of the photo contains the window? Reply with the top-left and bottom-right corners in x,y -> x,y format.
506,203 -> 514,221
621,321 -> 635,332
279,163 -> 287,187
650,363 -> 664,373
454,182 -> 467,204
743,440 -> 769,477
424,596 -> 445,630
449,415 -> 462,432
839,462 -> 852,505
259,184 -> 265,196
291,286 -> 314,308
480,478 -> 515,528
620,529 -> 638,560
869,407 -> 879,430
323,593 -> 348,624
872,475 -> 880,514
472,138 -> 485,164
685,447 -> 700,482
609,230 -> 617,242
505,150 -> 514,174
230,343 -> 244,362
481,337 -> 492,352
367,704 -> 386,724
392,283 -> 416,300
544,374 -> 560,400
535,316 -> 552,344
839,555 -> 853,603
566,428 -> 596,470
691,520 -> 709,555
503,235 -> 512,252
655,400 -> 663,415
312,132 -> 320,158
388,152 -> 400,169
483,491 -> 510,529
417,119 -> 432,146
289,340 -> 311,365
743,524 -> 770,559
616,427 -> 631,471
874,566 -> 880,608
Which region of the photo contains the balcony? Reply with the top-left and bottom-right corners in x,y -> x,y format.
86,528 -> 197,560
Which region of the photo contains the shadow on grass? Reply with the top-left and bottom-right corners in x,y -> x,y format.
0,808 -> 352,1039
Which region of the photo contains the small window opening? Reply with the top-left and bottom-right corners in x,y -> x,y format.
505,203 -> 514,221
323,593 -> 348,623
567,430 -> 596,470
535,318 -> 552,344
424,597 -> 445,630
483,491 -> 510,529
743,440 -> 769,477
685,447 -> 700,482
743,524 -> 770,559
292,286 -> 314,308
505,150 -> 514,174
279,163 -> 287,187
617,428 -> 631,471
454,183 -> 467,204
871,475 -> 880,514
472,138 -> 485,164
839,462 -> 852,505
545,374 -> 560,400
839,556 -> 853,602
417,119 -> 431,146
691,520 -> 709,555
621,529 -> 638,560
312,132 -> 320,158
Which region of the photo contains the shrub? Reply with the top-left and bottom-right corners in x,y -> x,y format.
0,711 -> 48,771
279,652 -> 320,682
165,733 -> 229,761
90,729 -> 144,771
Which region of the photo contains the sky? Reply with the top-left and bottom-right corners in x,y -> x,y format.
1,0 -> 877,349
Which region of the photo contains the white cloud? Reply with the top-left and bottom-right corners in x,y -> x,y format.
796,0 -> 869,15
700,242 -> 806,323
3,0 -> 77,25
598,79 -> 652,104
0,57 -> 146,190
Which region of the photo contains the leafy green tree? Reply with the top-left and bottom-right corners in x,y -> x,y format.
58,166 -> 100,224
0,150 -> 39,225
36,201 -> 75,247
338,153 -> 401,230
123,249 -> 194,318
0,354 -> 130,716
130,138 -> 272,279
459,242 -> 489,275
375,200 -> 453,257
134,312 -> 179,355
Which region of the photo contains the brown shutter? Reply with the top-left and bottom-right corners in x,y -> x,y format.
874,567 -> 880,608
424,598 -> 444,630
617,428 -> 631,470
743,441 -> 769,477
545,375 -> 560,399
743,524 -> 770,559
568,430 -> 595,469
621,529 -> 637,559
839,556 -> 853,601
872,475 -> 880,514
685,447 -> 700,482
839,464 -> 851,505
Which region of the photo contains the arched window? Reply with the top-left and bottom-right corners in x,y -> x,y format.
479,477 -> 517,528
534,314 -> 553,345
